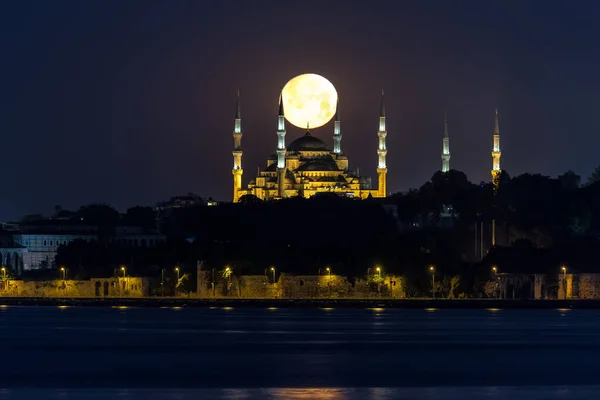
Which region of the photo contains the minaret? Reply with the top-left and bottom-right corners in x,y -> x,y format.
333,100 -> 341,154
491,108 -> 501,185
377,90 -> 387,197
232,91 -> 243,203
441,112 -> 451,173
276,95 -> 287,198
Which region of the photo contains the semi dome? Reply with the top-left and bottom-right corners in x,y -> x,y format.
287,132 -> 330,152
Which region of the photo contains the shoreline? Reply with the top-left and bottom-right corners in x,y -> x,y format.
0,297 -> 597,309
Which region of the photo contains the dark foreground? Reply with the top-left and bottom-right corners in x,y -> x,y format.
0,296 -> 598,309
0,306 -> 599,399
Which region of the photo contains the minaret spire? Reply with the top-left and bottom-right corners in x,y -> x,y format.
276,93 -> 287,198
491,108 -> 501,185
376,90 -> 387,197
441,111 -> 450,173
333,99 -> 341,154
232,90 -> 243,202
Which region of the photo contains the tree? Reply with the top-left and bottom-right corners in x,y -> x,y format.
124,206 -> 156,229
447,275 -> 461,299
586,165 -> 600,186
238,194 -> 263,205
20,214 -> 44,224
77,204 -> 119,237
559,170 -> 581,190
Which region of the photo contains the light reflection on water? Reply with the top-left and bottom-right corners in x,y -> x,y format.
0,387 -> 597,400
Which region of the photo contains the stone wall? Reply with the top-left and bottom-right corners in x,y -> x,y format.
195,270 -> 406,299
576,273 -> 600,299
0,277 -> 150,298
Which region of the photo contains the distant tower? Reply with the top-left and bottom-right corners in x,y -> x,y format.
377,90 -> 388,197
441,112 -> 450,173
276,95 -> 287,198
333,100 -> 341,154
491,108 -> 501,185
232,91 -> 243,203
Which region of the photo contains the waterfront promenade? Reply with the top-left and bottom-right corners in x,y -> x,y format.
0,297 -> 598,309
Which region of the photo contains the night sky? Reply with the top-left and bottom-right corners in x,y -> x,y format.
1,0 -> 599,220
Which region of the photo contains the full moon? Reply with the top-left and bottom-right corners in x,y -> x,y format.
281,73 -> 338,129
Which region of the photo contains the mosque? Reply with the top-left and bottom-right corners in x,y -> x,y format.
231,89 -> 388,202
231,78 -> 502,203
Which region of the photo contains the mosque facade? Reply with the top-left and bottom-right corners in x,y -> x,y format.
232,93 -> 388,202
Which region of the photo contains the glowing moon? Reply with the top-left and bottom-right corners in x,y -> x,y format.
281,73 -> 338,129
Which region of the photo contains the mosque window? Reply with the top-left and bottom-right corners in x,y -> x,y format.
43,240 -> 47,246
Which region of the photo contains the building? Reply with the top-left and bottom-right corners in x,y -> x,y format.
111,226 -> 166,248
0,222 -> 97,271
232,92 -> 389,202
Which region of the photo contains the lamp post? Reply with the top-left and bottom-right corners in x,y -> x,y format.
376,267 -> 381,294
161,268 -> 165,297
60,267 -> 66,297
175,267 -> 180,297
270,267 -> 275,284
212,268 -> 215,297
561,266 -> 567,299
431,266 -> 436,299
326,267 -> 331,297
121,266 -> 126,295
1,267 -> 5,279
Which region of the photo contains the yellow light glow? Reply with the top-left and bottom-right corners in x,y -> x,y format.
369,307 -> 385,312
57,305 -> 69,309
172,306 -> 182,310
281,73 -> 338,129
487,308 -> 501,311
321,307 -> 335,311
425,308 -> 438,311
0,305 -> 9,308
112,306 -> 128,309
267,307 -> 278,311
222,307 -> 233,310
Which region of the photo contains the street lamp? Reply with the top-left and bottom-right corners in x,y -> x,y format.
121,266 -> 126,278
492,266 -> 497,275
161,268 -> 165,297
60,267 -> 66,280
175,267 -> 180,297
562,266 -> 567,299
429,265 -> 435,299
270,267 -> 275,284
1,267 -> 5,279
211,268 -> 216,297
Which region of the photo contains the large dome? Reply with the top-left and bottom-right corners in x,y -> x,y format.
287,132 -> 330,152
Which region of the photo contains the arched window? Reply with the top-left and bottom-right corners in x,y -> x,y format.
43,240 -> 47,246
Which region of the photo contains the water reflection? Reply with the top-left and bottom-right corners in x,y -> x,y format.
2,387 -> 599,400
